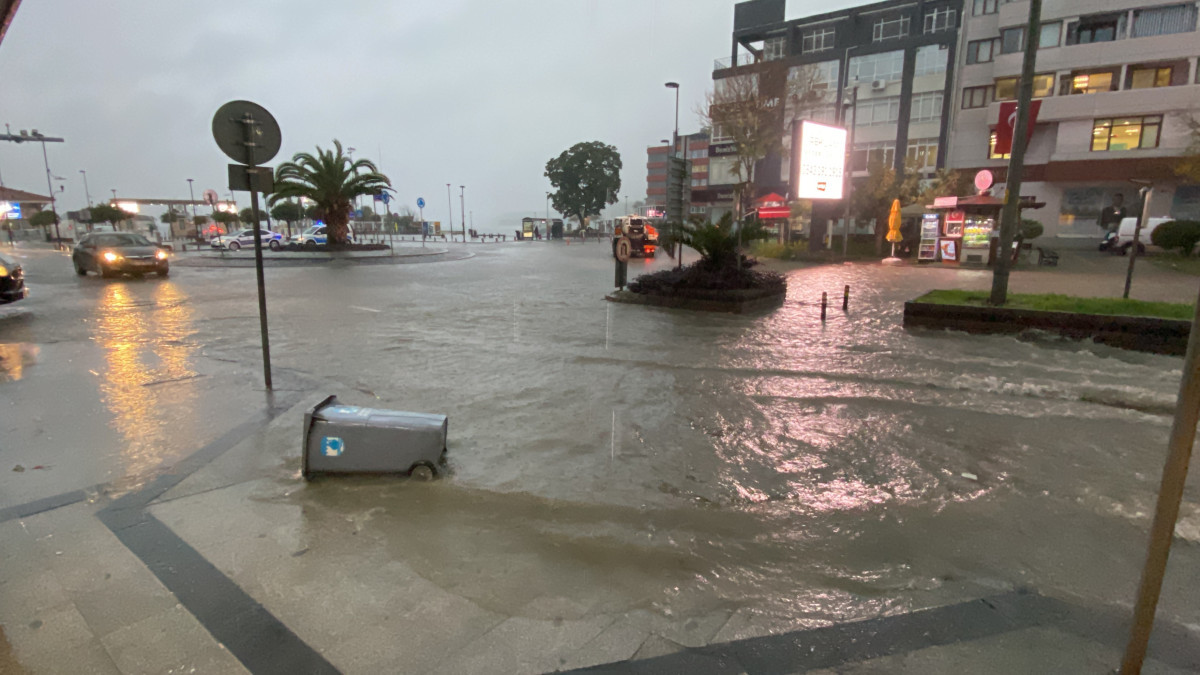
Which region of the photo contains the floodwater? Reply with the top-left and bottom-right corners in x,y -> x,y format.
4,241 -> 1197,636
255,243 -> 1197,630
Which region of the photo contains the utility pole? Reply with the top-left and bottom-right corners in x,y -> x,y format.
187,179 -> 198,241
841,85 -> 858,258
446,183 -> 453,242
0,128 -> 66,248
459,185 -> 466,242
989,0 -> 1042,306
80,170 -> 92,207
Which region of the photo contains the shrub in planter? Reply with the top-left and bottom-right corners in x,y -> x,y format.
630,213 -> 784,297
1150,220 -> 1200,256
1019,218 -> 1043,240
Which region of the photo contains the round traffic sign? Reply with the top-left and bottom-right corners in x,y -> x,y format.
212,100 -> 282,166
202,189 -> 219,205
417,197 -> 426,209
615,236 -> 633,262
974,170 -> 994,193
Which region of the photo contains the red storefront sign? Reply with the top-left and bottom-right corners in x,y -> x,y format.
994,100 -> 1041,155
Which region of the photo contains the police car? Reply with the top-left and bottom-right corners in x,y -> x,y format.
211,228 -> 284,251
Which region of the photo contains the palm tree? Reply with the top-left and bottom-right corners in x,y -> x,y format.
269,140 -> 391,245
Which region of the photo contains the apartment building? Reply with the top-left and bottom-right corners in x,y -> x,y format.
947,0 -> 1200,236
646,132 -> 712,219
708,0 -> 962,231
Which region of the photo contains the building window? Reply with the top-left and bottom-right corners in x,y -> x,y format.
1129,66 -> 1173,89
764,36 -> 787,61
924,7 -> 956,33
994,74 -> 1054,100
1092,116 -> 1162,151
1131,4 -> 1198,38
1039,21 -> 1062,48
873,16 -> 911,42
1064,70 -> 1115,95
648,166 -> 667,176
688,148 -> 708,159
906,138 -> 940,170
973,0 -> 998,16
848,50 -> 904,83
1066,13 -> 1126,45
1001,27 -> 1025,53
802,27 -> 835,53
855,96 -> 901,127
852,141 -> 896,170
910,92 -> 944,122
989,131 -> 1012,159
691,178 -> 706,187
962,85 -> 992,108
711,124 -> 731,143
914,44 -> 948,76
967,38 -> 997,64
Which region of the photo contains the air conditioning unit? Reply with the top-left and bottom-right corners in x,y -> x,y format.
871,79 -> 888,91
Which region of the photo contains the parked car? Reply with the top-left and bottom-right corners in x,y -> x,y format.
0,251 -> 27,303
73,232 -> 169,278
1104,216 -> 1172,255
288,224 -> 354,248
211,228 -> 283,251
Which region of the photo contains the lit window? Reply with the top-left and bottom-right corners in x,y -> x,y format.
1066,71 -> 1114,94
994,77 -> 1018,100
1129,66 -> 1172,89
988,131 -> 1011,159
873,16 -> 911,41
1091,116 -> 1163,151
924,7 -> 956,33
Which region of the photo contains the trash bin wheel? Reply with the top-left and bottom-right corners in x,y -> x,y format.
410,463 -> 436,481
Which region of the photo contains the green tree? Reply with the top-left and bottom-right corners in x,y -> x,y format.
270,140 -> 392,245
88,204 -> 133,228
852,160 -> 921,256
239,207 -> 267,225
270,201 -> 303,236
211,210 -> 239,233
30,209 -> 58,230
679,212 -> 770,270
545,141 -> 621,232
917,169 -> 974,207
1176,115 -> 1200,183
1151,220 -> 1200,255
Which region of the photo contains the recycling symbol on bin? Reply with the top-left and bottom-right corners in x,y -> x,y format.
321,436 -> 345,457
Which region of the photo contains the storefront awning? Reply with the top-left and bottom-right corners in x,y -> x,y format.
756,206 -> 790,219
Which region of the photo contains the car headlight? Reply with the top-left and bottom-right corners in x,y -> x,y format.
0,265 -> 7,277
155,250 -> 168,260
102,251 -> 122,263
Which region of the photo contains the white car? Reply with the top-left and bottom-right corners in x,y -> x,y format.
1110,216 -> 1172,255
288,225 -> 354,248
211,228 -> 284,251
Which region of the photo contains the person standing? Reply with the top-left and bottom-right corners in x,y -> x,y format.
1099,193 -> 1127,233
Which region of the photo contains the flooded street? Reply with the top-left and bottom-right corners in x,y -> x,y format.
2,242 -> 1198,672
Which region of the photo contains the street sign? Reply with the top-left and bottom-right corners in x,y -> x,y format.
974,170 -> 994,193
203,189 -> 219,205
417,197 -> 425,209
212,100 -> 282,166
615,236 -> 632,262
228,164 -> 274,193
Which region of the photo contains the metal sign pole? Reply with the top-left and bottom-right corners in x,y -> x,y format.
240,112 -> 272,390
1124,185 -> 1153,300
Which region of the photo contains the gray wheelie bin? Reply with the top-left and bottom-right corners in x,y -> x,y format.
302,395 -> 448,481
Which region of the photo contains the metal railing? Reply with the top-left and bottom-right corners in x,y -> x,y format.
713,53 -> 757,71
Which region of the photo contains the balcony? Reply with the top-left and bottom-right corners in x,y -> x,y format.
713,53 -> 757,71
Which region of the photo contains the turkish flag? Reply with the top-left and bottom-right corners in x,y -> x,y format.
994,100 -> 1041,155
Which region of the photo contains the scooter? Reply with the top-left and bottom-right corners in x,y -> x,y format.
1098,230 -> 1119,252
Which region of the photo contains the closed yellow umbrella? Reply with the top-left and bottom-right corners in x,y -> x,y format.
884,198 -> 903,263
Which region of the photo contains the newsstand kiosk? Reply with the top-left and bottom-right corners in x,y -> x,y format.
917,193 -> 1043,266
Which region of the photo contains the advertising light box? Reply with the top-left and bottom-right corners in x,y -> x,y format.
792,120 -> 847,201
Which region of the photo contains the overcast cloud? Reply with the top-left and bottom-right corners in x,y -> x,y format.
0,0 -> 785,231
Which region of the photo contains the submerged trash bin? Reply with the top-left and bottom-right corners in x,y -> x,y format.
302,395 -> 448,481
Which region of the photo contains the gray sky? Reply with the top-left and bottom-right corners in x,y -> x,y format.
0,0 -> 760,232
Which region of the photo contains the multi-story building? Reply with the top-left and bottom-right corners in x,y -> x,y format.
707,0 -> 963,233
947,0 -> 1200,237
646,132 -> 712,219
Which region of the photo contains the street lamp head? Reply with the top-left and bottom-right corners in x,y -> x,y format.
665,82 -> 679,89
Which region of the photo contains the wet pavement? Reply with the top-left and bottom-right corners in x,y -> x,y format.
1,240 -> 1199,673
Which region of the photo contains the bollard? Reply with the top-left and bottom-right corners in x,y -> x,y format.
843,284 -> 850,311
821,292 -> 827,322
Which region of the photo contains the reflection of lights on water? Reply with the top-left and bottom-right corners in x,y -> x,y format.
0,343 -> 38,382
96,281 -> 197,481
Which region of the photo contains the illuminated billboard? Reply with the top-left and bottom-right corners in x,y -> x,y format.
792,120 -> 847,200
0,201 -> 20,220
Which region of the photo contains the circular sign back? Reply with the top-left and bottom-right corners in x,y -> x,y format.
974,169 -> 994,193
202,189 -> 219,205
615,237 -> 633,262
212,100 -> 282,166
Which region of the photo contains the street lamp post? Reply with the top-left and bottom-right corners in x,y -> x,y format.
665,82 -> 680,157
187,179 -> 198,242
446,183 -> 453,242
459,185 -> 466,243
31,132 -> 64,249
110,189 -> 117,202
79,170 -> 92,207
